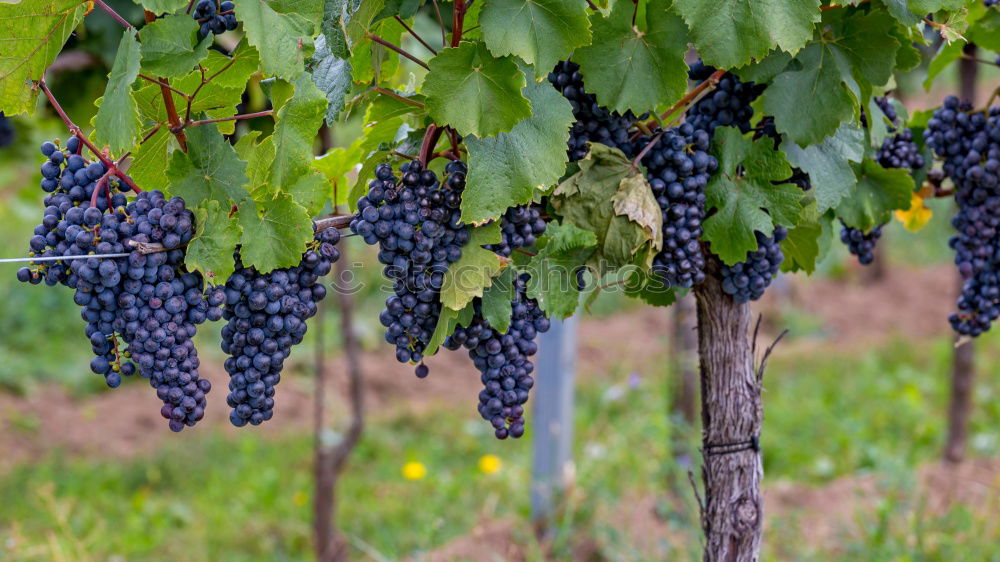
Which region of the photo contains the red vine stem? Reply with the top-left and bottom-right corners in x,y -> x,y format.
631,131 -> 663,169
431,0 -> 447,47
395,15 -> 437,55
92,0 -> 133,29
451,0 -> 467,47
418,124 -> 443,166
137,74 -> 189,98
143,10 -> 188,151
367,34 -> 430,70
658,68 -> 726,122
36,80 -> 142,193
185,110 -> 275,127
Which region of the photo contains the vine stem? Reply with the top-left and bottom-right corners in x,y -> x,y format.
92,0 -> 133,29
431,0 -> 447,47
452,0 -> 467,47
419,124 -> 444,166
137,74 -> 189,99
585,0 -> 598,10
631,131 -> 663,169
395,15 -> 437,55
36,80 -> 142,193
657,68 -> 726,123
144,11 -> 189,151
367,34 -> 430,70
185,110 -> 274,127
960,54 -> 1000,66
374,87 -> 425,109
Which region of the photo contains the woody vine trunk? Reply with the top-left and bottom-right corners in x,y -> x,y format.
694,261 -> 763,562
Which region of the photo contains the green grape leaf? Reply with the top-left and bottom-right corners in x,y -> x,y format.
135,0 -> 188,12
345,0 -> 385,45
760,43 -> 856,147
348,17 -> 403,84
166,121 -> 250,207
481,268 -> 517,334
205,42 -> 261,89
673,0 -> 820,69
622,267 -> 677,307
314,143 -> 363,207
311,33 -> 353,126
733,50 -> 793,84
187,199 -> 243,283
781,122 -> 865,212
703,127 -> 805,265
288,170 -> 331,216
424,300 -> 475,358
423,41 -> 531,137
321,0 -> 355,59
125,126 -> 172,191
836,9 -> 900,87
237,192 -> 314,273
240,0 -> 315,80
923,40 -> 963,91
836,158 -> 914,231
883,0 -> 921,25
235,131 -> 274,198
462,79 -> 574,224
968,8 -> 1000,51
909,0 -> 969,12
0,0 -> 87,115
479,0 -> 591,75
139,14 -> 212,78
271,0 -> 325,22
94,28 -> 142,155
573,0 -> 688,114
522,222 -> 597,319
375,0 -> 421,21
780,201 -> 821,274
271,71 -> 328,189
440,222 -> 506,311
551,144 -> 662,275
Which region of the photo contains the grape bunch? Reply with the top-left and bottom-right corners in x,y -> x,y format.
0,112 -> 13,148
17,138 -> 133,385
924,96 -> 1000,336
719,226 -> 787,303
636,125 -> 716,289
841,97 -> 925,266
686,61 -> 766,135
219,227 -> 341,427
839,222 -> 883,265
351,160 -> 470,375
443,274 -> 549,439
484,205 -> 547,257
548,60 -> 642,161
114,191 -> 219,432
193,0 -> 237,37
874,97 -> 925,171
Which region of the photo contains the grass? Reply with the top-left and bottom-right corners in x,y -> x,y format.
3,328 -> 1000,560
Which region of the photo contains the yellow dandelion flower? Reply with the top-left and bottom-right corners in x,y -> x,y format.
402,461 -> 427,480
292,491 -> 308,506
478,454 -> 502,474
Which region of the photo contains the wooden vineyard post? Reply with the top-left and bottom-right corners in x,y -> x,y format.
530,315 -> 579,539
693,261 -> 765,562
